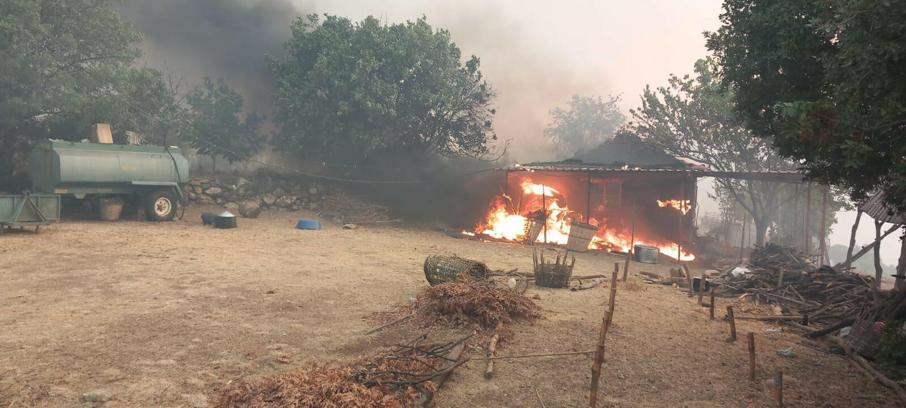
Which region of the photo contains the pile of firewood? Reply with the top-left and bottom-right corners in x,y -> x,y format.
749,243 -> 814,272
717,244 -> 875,326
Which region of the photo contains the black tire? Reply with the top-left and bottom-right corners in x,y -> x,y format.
145,190 -> 177,221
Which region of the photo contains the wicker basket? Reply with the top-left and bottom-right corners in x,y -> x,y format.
566,221 -> 597,252
423,255 -> 489,286
534,264 -> 572,288
524,219 -> 543,244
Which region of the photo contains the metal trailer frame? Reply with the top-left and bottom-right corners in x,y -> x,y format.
0,192 -> 61,233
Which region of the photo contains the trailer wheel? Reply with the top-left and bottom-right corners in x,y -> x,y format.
145,190 -> 177,221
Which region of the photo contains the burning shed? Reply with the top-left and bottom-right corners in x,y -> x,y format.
471,134 -> 699,261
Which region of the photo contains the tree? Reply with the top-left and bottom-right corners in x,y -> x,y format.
0,0 -> 186,188
186,78 -> 262,171
543,95 -> 625,157
628,58 -> 797,245
270,14 -> 496,163
706,0 -> 906,214
107,68 -> 190,146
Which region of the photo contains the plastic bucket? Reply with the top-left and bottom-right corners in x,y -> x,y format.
566,221 -> 597,252
633,244 -> 660,264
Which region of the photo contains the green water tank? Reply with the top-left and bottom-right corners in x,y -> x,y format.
29,140 -> 190,195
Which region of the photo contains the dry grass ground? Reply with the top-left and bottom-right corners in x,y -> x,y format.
0,206 -> 893,407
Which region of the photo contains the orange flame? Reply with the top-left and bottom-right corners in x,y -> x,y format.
657,199 -> 692,215
473,180 -> 695,261
522,181 -> 559,197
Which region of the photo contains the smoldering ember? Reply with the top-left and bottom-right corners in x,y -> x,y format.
3,1 -> 906,407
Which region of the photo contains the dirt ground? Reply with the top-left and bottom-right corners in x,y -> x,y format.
0,206 -> 895,407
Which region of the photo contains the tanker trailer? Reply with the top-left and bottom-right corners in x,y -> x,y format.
29,140 -> 190,221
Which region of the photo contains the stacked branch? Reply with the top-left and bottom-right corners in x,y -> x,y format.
715,244 -> 875,326
215,336 -> 468,408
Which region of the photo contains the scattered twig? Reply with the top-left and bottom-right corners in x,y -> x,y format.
365,314 -> 414,335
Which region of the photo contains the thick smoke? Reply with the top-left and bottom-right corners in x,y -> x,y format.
119,0 -> 719,162
119,0 -> 301,115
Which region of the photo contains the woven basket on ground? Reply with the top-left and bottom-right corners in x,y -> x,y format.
423,255 -> 489,286
534,264 -> 572,288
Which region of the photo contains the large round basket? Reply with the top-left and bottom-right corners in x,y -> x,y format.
534,264 -> 572,288
423,255 -> 489,286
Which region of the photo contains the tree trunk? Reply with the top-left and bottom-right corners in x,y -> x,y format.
819,188 -> 829,265
754,218 -> 769,246
874,220 -> 884,287
896,230 -> 906,291
845,210 -> 863,267
835,224 -> 900,271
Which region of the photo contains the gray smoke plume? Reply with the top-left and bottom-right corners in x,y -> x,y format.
120,0 -> 719,162
119,0 -> 302,115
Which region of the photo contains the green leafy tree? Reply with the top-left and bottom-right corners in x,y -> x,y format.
629,58 -> 797,245
186,78 -> 262,172
109,68 -> 190,146
543,95 -> 625,157
270,14 -> 496,163
0,0 -> 186,188
706,0 -> 906,213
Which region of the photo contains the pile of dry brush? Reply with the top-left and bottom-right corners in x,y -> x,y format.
214,336 -> 468,408
412,281 -> 541,337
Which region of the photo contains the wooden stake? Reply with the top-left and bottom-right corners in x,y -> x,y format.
727,306 -> 737,342
542,185 -> 547,243
608,265 -> 619,325
484,324 -> 501,379
623,204 -> 636,282
747,332 -> 756,381
697,276 -> 705,305
686,268 -> 694,297
589,310 -> 611,408
709,288 -> 715,320
773,370 -> 783,407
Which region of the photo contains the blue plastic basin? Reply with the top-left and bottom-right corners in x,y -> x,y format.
296,219 -> 321,230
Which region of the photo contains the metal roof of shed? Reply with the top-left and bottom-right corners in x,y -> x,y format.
859,192 -> 905,225
504,163 -> 807,183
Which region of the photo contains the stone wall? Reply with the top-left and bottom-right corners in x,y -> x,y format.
184,174 -> 330,218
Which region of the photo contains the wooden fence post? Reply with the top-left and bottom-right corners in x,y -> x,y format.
709,288 -> 716,320
687,269 -> 694,297
608,264 -> 619,325
589,310 -> 612,408
697,276 -> 705,305
727,306 -> 737,342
